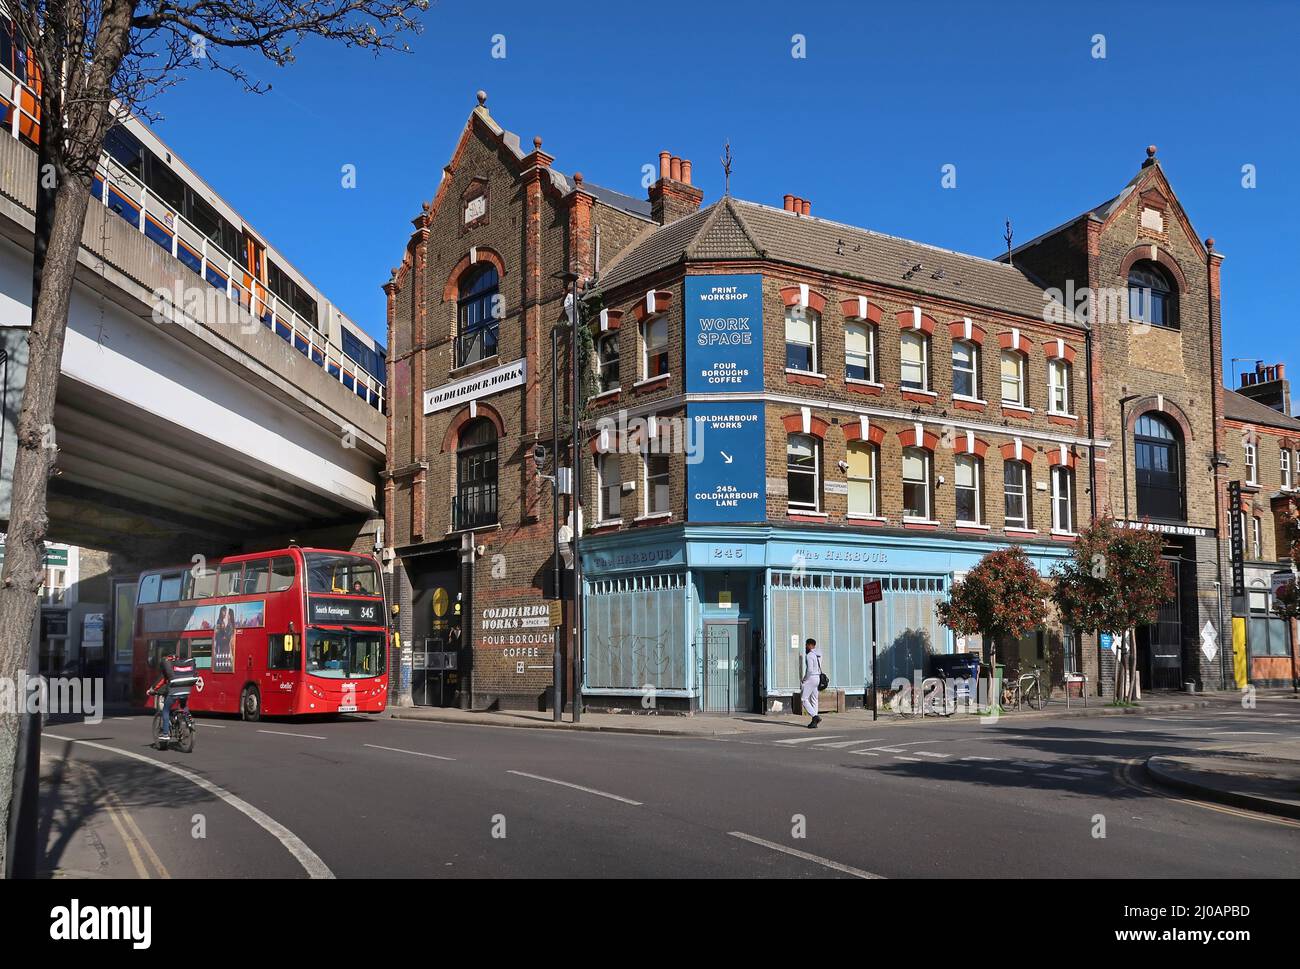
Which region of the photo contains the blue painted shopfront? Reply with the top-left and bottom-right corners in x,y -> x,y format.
580,525 -> 1075,712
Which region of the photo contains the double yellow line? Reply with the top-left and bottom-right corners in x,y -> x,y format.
49,753 -> 171,879
1116,758 -> 1300,829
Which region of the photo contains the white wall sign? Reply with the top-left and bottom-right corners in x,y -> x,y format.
423,358 -> 526,414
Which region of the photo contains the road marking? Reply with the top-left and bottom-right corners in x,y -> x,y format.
850,751 -> 880,756
894,756 -> 924,762
1064,767 -> 1107,776
961,756 -> 997,761
985,767 -> 1022,774
914,751 -> 949,759
1206,731 -> 1279,736
199,723 -> 226,729
112,716 -> 135,721
728,831 -> 883,879
257,730 -> 326,740
813,739 -> 883,749
364,744 -> 455,761
506,770 -> 642,805
773,735 -> 847,745
44,734 -> 334,879
1011,760 -> 1050,769
875,747 -> 908,753
1116,759 -> 1300,829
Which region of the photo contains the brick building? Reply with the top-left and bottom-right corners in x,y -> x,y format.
1222,363 -> 1300,687
384,94 -> 1272,713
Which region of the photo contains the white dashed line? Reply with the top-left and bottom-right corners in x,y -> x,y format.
506,770 -> 642,805
257,730 -> 326,740
773,735 -> 847,745
728,831 -> 883,879
364,744 -> 455,761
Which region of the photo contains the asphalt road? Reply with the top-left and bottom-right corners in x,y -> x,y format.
38,697 -> 1300,878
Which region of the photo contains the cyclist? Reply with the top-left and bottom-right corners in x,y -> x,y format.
149,650 -> 198,744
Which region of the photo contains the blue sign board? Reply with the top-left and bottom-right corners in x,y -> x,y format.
687,402 -> 766,522
685,274 -> 764,394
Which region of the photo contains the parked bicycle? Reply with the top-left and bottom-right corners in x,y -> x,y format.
1005,667 -> 1051,711
893,671 -> 957,718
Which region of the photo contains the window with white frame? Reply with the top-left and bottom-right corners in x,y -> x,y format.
785,305 -> 819,372
643,450 -> 670,515
641,315 -> 668,379
1000,350 -> 1026,406
846,441 -> 878,516
1051,466 -> 1075,533
954,454 -> 982,524
902,447 -> 931,519
595,451 -> 621,522
1004,460 -> 1031,529
952,340 -> 978,399
900,332 -> 929,391
845,321 -> 875,382
597,332 -> 620,393
787,434 -> 820,511
1252,516 -> 1263,559
1282,448 -> 1293,489
1244,438 -> 1258,485
1048,358 -> 1071,414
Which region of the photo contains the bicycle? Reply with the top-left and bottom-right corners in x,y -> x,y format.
893,672 -> 957,718
150,691 -> 196,753
1007,667 -> 1051,711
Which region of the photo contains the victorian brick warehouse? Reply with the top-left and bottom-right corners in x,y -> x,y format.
382,92 -> 1292,713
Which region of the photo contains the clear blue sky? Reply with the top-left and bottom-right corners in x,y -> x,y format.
148,0 -> 1299,395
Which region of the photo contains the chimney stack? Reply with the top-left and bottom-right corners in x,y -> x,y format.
782,195 -> 812,216
648,149 -> 704,225
1237,361 -> 1293,415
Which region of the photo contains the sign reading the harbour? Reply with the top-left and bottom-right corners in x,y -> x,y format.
685,274 -> 764,393
686,402 -> 766,522
424,357 -> 526,414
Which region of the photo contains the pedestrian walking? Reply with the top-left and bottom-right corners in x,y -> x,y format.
802,638 -> 825,728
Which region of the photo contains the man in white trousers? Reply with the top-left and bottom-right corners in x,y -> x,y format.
801,638 -> 824,728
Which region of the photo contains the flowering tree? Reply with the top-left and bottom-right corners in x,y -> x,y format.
936,546 -> 1051,709
1052,517 -> 1175,703
1275,496 -> 1300,622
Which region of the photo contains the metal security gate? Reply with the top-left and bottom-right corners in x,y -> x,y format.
1143,559 -> 1184,690
701,621 -> 750,713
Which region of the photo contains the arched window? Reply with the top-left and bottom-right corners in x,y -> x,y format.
455,418 -> 498,529
457,264 -> 500,366
1128,261 -> 1177,329
1134,413 -> 1184,520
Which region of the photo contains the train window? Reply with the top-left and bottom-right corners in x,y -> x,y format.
138,573 -> 161,604
103,125 -> 145,180
188,194 -> 221,245
148,154 -> 186,212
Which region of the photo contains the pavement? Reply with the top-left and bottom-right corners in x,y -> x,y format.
388,695 -> 1216,736
1146,742 -> 1300,820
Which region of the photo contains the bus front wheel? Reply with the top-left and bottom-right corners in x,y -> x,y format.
240,685 -> 261,722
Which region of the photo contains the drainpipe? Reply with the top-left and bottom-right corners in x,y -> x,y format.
1084,327 -> 1098,522
1206,240 -> 1229,691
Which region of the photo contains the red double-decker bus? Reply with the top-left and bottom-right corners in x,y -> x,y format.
131,547 -> 388,719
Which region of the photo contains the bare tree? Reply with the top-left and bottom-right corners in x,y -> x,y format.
0,0 -> 427,876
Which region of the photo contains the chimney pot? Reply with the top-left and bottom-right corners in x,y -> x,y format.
681,159 -> 692,185
783,194 -> 794,212
801,199 -> 811,216
670,156 -> 682,181
659,151 -> 671,180
1279,364 -> 1286,379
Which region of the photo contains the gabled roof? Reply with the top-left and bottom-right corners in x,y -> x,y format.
1223,389 -> 1300,433
578,179 -> 653,220
597,195 -> 1068,324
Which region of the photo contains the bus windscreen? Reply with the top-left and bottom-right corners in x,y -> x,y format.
305,552 -> 381,596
